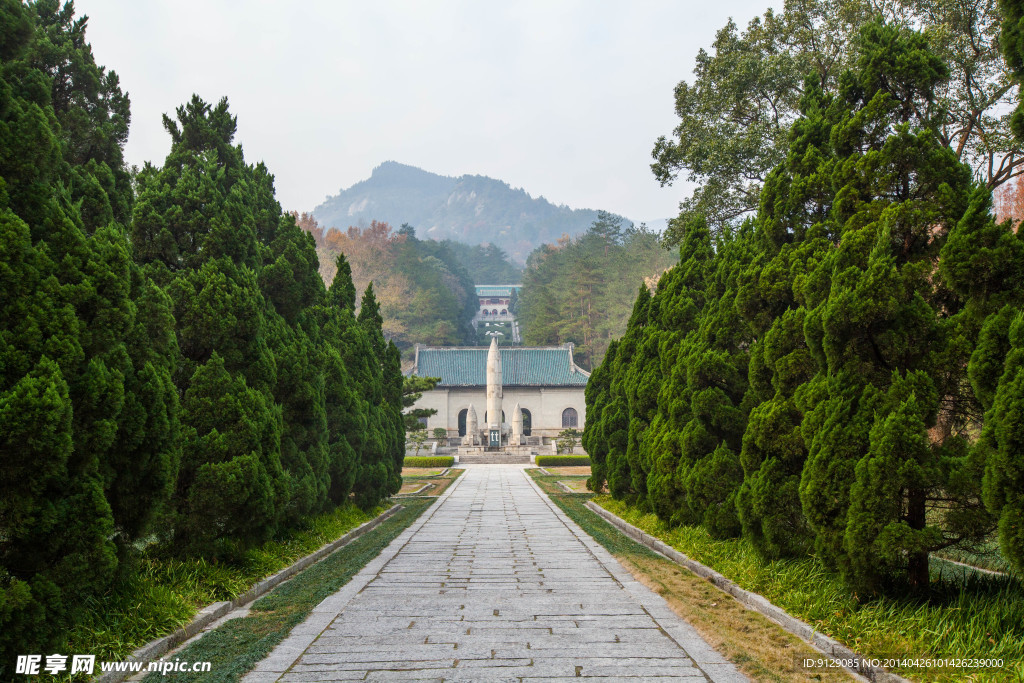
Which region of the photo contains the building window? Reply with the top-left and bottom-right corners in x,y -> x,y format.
417,416 -> 428,428
500,309 -> 507,315
561,407 -> 578,428
458,409 -> 468,437
522,409 -> 532,436
482,309 -> 489,316
492,309 -> 498,315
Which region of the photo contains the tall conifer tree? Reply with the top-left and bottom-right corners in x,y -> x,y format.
1,0 -> 177,662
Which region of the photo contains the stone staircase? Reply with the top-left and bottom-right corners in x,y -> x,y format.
457,452 -> 534,465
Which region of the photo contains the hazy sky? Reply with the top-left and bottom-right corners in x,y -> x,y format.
74,1 -> 771,225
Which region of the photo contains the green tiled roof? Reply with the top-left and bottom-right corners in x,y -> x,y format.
475,285 -> 521,298
413,345 -> 589,387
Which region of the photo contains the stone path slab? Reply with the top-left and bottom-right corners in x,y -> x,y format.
243,466 -> 745,682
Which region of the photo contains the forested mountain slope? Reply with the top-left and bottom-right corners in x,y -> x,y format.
313,161 -> 625,263
518,212 -> 677,370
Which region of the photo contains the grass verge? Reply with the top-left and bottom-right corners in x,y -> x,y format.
62,503 -> 387,672
594,494 -> 1024,682
527,471 -> 855,682
139,496 -> 438,682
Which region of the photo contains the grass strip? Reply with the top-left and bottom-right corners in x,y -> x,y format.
594,494 -> 1024,682
139,497 -> 437,683
63,503 -> 386,669
527,472 -> 855,682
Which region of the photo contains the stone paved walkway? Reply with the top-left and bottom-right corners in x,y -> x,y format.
243,465 -> 745,682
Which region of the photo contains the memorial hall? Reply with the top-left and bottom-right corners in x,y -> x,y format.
408,336 -> 589,447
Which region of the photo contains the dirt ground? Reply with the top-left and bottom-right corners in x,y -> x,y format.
558,479 -> 591,493
543,466 -> 592,476
401,467 -> 445,477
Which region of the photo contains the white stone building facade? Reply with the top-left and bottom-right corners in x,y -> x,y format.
408,340 -> 588,443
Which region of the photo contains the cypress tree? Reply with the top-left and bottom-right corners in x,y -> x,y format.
642,218 -> 713,522
132,96 -> 295,554
328,252 -> 357,312
2,0 -> 177,662
340,283 -> 402,508
977,312 -> 1024,574
607,286 -> 653,503
175,352 -> 284,555
961,0 -> 1024,575
315,257 -> 370,507
583,339 -> 617,492
674,226 -> 753,538
798,23 -> 983,588
733,80 -> 834,559
265,216 -> 332,524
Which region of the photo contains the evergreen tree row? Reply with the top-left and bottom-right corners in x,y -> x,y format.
0,0 -> 402,667
586,20 -> 1024,591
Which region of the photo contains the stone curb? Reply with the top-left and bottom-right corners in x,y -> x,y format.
94,504 -> 402,683
584,501 -> 911,683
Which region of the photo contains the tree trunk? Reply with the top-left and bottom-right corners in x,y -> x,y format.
907,489 -> 929,588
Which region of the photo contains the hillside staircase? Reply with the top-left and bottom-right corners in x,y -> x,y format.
457,452 -> 534,465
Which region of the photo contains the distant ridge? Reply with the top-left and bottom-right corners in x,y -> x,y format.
312,161 -> 627,263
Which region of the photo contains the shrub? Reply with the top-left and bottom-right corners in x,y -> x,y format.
536,455 -> 591,468
402,456 -> 454,468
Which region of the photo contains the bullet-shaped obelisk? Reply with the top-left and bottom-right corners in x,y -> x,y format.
511,402 -> 523,446
486,335 -> 503,433
463,404 -> 479,446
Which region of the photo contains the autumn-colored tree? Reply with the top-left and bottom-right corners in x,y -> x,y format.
298,218 -> 476,351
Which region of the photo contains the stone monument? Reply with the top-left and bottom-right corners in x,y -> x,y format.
510,402 -> 524,446
462,404 -> 479,446
485,335 -> 504,447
